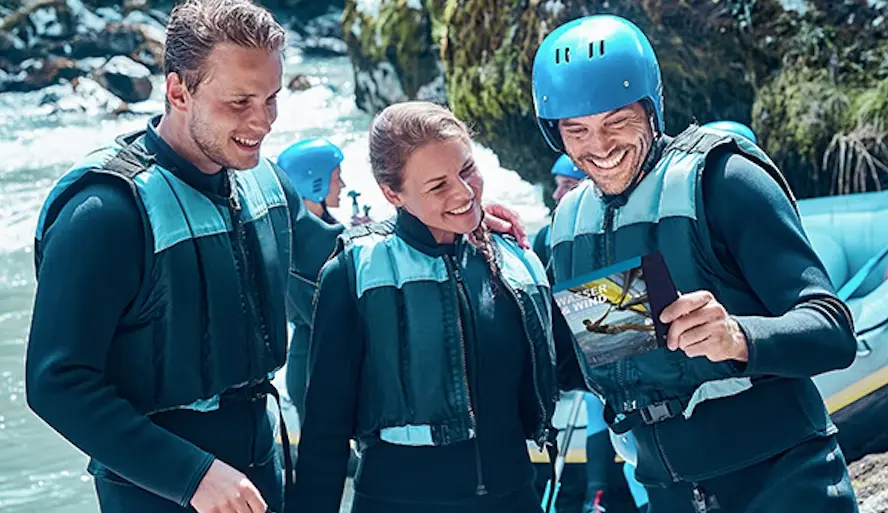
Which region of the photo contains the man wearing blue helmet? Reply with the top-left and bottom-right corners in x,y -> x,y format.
277,137 -> 370,228
276,137 -> 368,424
533,14 -> 858,513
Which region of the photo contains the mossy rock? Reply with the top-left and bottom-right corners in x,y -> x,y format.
341,0 -> 445,114
748,0 -> 888,196
752,63 -> 848,197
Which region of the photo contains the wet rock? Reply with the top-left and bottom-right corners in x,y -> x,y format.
39,76 -> 126,115
287,9 -> 347,57
303,9 -> 343,39
341,0 -> 446,114
1,0 -> 163,75
66,21 -> 165,73
92,55 -> 152,103
2,55 -> 84,92
122,0 -> 149,15
287,73 -> 312,91
288,27 -> 347,57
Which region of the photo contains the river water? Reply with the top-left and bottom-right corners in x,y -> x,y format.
0,52 -> 551,512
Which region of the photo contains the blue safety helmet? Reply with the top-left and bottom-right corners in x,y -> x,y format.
551,154 -> 585,180
276,137 -> 344,203
702,120 -> 758,144
532,15 -> 664,152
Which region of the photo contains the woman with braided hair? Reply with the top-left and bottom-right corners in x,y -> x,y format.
291,101 -> 585,513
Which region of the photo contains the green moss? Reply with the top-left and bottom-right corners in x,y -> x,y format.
752,63 -> 850,196
342,0 -> 438,100
439,1 -> 564,196
850,77 -> 888,129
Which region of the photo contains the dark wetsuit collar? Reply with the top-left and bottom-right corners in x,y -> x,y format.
393,208 -> 459,257
144,115 -> 226,197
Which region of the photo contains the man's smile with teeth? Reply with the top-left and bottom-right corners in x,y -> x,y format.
233,136 -> 260,147
589,148 -> 628,169
448,201 -> 473,215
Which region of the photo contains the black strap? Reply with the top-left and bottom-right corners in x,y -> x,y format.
255,381 -> 293,513
102,142 -> 154,178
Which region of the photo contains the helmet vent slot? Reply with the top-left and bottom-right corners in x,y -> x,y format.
589,40 -> 605,58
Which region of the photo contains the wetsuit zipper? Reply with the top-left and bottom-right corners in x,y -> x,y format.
500,275 -> 549,447
445,254 -> 487,496
602,205 -> 615,267
651,423 -> 680,483
227,172 -> 271,375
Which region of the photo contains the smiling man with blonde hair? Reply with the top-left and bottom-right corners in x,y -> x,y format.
26,1 -> 341,512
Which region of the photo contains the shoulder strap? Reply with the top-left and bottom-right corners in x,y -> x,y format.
669,124 -> 800,217
103,131 -> 154,178
335,218 -> 396,252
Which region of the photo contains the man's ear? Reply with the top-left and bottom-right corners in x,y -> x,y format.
379,183 -> 404,207
166,72 -> 189,112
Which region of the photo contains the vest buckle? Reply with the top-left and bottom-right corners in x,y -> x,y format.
639,399 -> 681,424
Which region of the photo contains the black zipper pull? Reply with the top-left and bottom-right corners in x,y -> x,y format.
449,256 -> 463,283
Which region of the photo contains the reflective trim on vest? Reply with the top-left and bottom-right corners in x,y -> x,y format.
351,234 -> 450,298
496,234 -> 551,292
35,148 -> 119,240
351,233 -> 549,299
133,159 -> 286,254
681,377 -> 753,419
550,150 -> 698,246
380,424 -> 435,446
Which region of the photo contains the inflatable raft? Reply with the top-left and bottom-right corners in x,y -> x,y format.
803,189 -> 888,461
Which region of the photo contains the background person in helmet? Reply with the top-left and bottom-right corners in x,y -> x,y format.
277,137 -> 373,425
532,154 -> 586,266
532,14 -> 858,513
277,137 -> 372,229
532,155 -> 640,513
